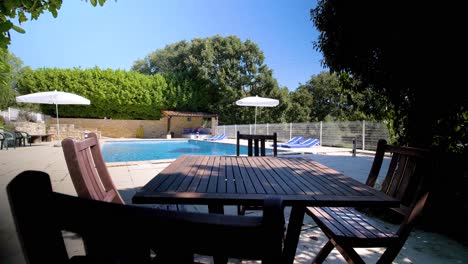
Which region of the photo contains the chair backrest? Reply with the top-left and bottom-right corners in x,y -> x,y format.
365,139 -> 433,236
13,131 -> 24,145
7,171 -> 285,264
236,131 -> 277,157
61,132 -> 124,204
288,136 -> 303,144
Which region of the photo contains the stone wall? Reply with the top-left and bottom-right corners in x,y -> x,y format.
10,121 -> 46,135
10,116 -> 212,139
55,117 -> 208,138
47,124 -> 100,141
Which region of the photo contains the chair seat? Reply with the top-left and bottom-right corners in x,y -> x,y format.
307,207 -> 399,247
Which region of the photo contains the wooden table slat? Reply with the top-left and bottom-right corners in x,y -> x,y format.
175,156 -> 204,192
300,159 -> 365,196
235,157 -> 257,193
189,155 -> 210,192
225,157 -> 237,193
204,156 -> 218,193
287,158 -> 352,196
150,155 -> 189,192
249,157 -> 287,194
297,158 -> 351,196
244,158 -> 276,194
216,156 -> 227,193
258,157 -> 297,194
239,157 -> 266,194
263,157 -> 312,195
277,157 -> 338,195
231,157 -> 247,194
161,155 -> 196,192
272,157 -> 327,195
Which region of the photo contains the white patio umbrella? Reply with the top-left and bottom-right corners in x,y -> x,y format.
16,90 -> 91,141
235,95 -> 279,133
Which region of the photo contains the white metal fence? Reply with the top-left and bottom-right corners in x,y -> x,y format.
0,107 -> 47,123
217,121 -> 390,151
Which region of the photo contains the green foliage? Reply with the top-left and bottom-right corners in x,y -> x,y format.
0,50 -> 28,110
0,0 -> 62,49
286,72 -> 390,123
0,82 -> 15,110
0,0 -> 107,90
16,67 -> 166,119
132,35 -> 290,125
0,49 -> 9,87
311,1 -> 468,244
311,1 -> 467,154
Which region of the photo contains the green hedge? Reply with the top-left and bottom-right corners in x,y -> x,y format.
17,67 -> 166,119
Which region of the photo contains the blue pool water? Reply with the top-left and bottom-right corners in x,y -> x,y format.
102,140 -> 275,162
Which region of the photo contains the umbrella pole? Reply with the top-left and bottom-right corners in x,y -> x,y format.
56,103 -> 60,141
254,106 -> 257,134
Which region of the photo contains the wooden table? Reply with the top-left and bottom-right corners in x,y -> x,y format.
133,155 -> 398,263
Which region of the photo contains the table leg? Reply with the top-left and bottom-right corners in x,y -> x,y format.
208,204 -> 227,263
208,204 -> 224,214
282,205 -> 305,264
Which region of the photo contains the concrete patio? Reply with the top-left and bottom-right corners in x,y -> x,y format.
1,140 -> 467,263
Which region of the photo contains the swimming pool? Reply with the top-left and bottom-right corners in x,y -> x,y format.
102,139 -> 276,162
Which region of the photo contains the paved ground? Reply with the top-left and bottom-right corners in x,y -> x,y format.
1,139 -> 467,263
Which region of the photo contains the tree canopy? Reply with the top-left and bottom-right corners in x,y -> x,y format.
286,72 -> 390,123
311,1 -> 467,153
17,67 -> 166,119
311,0 -> 468,243
132,35 -> 290,124
0,0 -> 106,87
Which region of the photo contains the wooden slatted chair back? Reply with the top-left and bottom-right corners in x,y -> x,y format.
61,132 -> 124,204
305,138 -> 434,263
236,131 -> 277,215
366,139 -> 432,216
236,131 -> 277,157
7,171 -> 285,264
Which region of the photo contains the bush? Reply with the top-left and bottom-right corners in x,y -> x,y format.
17,67 -> 167,120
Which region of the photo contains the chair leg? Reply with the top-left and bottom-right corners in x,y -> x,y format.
333,240 -> 365,264
213,256 -> 228,264
376,244 -> 404,264
237,205 -> 245,216
312,240 -> 334,264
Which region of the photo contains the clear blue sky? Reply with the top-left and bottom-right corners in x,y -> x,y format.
9,0 -> 326,91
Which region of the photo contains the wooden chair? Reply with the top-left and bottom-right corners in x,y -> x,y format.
236,131 -> 278,215
306,139 -> 434,264
7,170 -> 285,264
236,131 -> 277,157
61,132 -> 124,204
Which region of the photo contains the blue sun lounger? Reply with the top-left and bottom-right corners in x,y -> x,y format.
273,136 -> 304,147
282,138 -> 320,148
204,133 -> 226,141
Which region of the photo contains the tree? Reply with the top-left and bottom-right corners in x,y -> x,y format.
0,0 -> 107,86
310,0 -> 468,243
132,35 -> 289,124
287,71 -> 389,122
284,86 -> 311,123
311,1 -> 467,153
0,50 -> 32,110
17,67 -> 166,119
